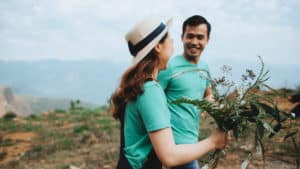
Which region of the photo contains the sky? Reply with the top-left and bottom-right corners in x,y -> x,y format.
0,0 -> 300,89
0,0 -> 299,64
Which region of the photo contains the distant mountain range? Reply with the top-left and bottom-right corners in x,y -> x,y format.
0,59 -> 299,106
0,60 -> 129,105
0,85 -> 98,116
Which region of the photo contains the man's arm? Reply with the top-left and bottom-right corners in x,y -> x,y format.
157,67 -> 172,90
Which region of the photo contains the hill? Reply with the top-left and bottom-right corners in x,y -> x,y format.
0,86 -> 32,117
0,60 -> 128,105
22,95 -> 97,115
1,59 -> 300,105
0,91 -> 299,169
0,86 -> 98,117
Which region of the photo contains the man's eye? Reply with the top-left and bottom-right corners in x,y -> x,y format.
187,34 -> 194,39
197,35 -> 204,40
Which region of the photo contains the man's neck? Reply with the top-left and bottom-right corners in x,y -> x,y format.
182,53 -> 200,64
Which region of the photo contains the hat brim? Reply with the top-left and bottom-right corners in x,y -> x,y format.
132,18 -> 173,65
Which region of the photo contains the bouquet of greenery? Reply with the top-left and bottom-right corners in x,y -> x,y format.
172,56 -> 299,169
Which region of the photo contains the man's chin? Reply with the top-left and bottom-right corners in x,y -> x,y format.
185,54 -> 198,62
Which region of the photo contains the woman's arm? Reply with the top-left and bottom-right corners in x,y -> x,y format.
204,87 -> 215,102
149,127 -> 226,168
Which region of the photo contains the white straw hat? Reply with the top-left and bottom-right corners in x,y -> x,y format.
125,17 -> 172,65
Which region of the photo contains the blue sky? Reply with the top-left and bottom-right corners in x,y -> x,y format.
0,0 -> 300,88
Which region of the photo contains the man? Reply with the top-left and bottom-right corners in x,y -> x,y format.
158,15 -> 213,169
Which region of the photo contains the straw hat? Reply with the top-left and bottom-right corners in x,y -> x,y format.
125,17 -> 172,65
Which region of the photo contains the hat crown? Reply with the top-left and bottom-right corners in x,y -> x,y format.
126,17 -> 162,45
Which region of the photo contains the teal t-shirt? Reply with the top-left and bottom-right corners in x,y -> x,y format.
124,81 -> 171,169
158,55 -> 211,144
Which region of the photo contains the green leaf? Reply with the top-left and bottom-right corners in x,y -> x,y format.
269,123 -> 282,138
241,153 -> 252,169
257,102 -> 280,122
256,141 -> 262,155
256,120 -> 265,139
284,131 -> 298,141
255,136 -> 265,160
233,124 -> 239,139
262,121 -> 276,134
247,117 -> 256,123
250,104 -> 260,116
240,110 -> 258,117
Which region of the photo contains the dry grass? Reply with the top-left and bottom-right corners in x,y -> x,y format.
0,96 -> 299,169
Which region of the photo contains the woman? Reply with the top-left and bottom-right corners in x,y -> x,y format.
110,17 -> 227,169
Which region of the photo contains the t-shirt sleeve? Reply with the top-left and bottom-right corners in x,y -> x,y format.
204,63 -> 211,88
137,83 -> 170,132
157,66 -> 172,90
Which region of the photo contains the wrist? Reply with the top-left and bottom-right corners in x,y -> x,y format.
206,137 -> 217,151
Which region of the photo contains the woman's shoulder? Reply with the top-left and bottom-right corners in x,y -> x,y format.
143,80 -> 162,90
141,81 -> 165,97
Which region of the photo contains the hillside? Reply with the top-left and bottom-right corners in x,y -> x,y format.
0,91 -> 299,169
0,86 -> 32,117
22,95 -> 98,115
0,86 -> 98,117
0,60 -> 128,105
1,59 -> 300,105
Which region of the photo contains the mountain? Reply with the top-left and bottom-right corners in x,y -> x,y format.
0,60 -> 129,105
22,95 -> 97,114
0,58 -> 299,106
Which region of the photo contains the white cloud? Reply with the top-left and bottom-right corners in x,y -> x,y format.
0,0 -> 299,64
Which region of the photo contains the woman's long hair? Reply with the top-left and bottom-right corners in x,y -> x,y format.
110,33 -> 168,120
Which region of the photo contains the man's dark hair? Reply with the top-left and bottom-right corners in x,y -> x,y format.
182,15 -> 211,38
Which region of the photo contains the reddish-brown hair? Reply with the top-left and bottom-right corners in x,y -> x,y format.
110,33 -> 168,120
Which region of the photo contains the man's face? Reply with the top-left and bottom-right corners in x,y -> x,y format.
181,24 -> 209,63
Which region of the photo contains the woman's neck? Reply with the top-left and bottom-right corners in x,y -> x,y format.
152,68 -> 159,80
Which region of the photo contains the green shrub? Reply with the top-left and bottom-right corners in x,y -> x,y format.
27,114 -> 38,119
3,111 -> 17,120
0,139 -> 14,147
59,164 -> 70,169
0,151 -> 8,160
54,109 -> 67,114
73,125 -> 89,134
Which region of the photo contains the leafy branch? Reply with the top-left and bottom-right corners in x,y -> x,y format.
172,56 -> 299,169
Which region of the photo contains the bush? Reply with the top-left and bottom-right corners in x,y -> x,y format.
3,111 -> 17,120
73,125 -> 89,134
26,114 -> 39,120
54,109 -> 66,114
0,151 -> 8,160
0,139 -> 14,147
295,84 -> 300,93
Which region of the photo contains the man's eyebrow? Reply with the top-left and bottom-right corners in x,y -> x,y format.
187,33 -> 205,35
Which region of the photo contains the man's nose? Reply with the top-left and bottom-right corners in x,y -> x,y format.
190,37 -> 199,45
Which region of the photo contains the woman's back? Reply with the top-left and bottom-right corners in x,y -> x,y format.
123,80 -> 170,169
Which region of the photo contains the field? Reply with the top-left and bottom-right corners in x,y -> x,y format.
0,98 -> 299,169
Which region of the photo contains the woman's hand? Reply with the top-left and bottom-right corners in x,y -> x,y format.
208,128 -> 228,150
204,94 -> 215,103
